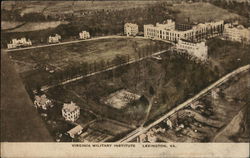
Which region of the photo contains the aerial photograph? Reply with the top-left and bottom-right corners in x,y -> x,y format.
1,0 -> 250,143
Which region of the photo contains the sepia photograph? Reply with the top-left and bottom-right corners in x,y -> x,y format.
1,0 -> 250,157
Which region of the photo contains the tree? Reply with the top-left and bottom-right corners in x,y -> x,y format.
149,86 -> 155,96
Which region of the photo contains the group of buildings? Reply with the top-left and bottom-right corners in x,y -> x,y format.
124,19 -> 250,44
7,30 -> 91,49
34,94 -> 82,140
124,19 -> 249,61
34,95 -> 80,123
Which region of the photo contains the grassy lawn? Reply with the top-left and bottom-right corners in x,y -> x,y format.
9,38 -> 170,89
171,2 -> 245,23
2,1 -> 160,15
9,38 -> 169,72
7,21 -> 69,32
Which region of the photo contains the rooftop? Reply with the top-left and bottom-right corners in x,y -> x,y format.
62,101 -> 79,112
34,94 -> 51,105
67,125 -> 83,136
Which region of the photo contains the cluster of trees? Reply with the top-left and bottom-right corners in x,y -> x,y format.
1,9 -> 58,22
210,0 -> 250,26
30,54 -> 130,90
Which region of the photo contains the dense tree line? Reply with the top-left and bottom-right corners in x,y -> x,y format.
210,0 -> 250,26
1,9 -> 58,22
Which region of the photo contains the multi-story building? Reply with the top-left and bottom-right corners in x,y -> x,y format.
62,101 -> 80,122
34,94 -> 53,110
79,31 -> 90,39
124,23 -> 139,36
48,34 -> 61,44
144,19 -> 224,42
175,39 -> 208,61
224,23 -> 250,43
7,37 -> 32,49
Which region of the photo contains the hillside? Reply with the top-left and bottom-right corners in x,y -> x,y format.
171,2 -> 245,23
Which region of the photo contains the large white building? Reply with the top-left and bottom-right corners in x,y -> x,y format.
223,23 -> 250,43
124,23 -> 139,36
48,34 -> 61,44
79,31 -> 90,39
144,19 -> 224,42
62,101 -> 80,122
7,37 -> 32,49
175,39 -> 208,61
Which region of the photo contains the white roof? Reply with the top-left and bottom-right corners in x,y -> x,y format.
67,125 -> 83,135
62,101 -> 79,112
35,94 -> 51,105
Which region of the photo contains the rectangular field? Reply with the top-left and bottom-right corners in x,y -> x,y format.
9,38 -> 169,73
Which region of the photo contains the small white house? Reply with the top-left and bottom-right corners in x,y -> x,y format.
7,37 -> 32,49
62,101 -> 80,122
67,125 -> 83,138
48,34 -> 61,44
34,94 -> 53,110
79,31 -> 90,39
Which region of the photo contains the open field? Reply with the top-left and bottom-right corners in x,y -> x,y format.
1,21 -> 25,30
9,38 -> 168,73
171,2 -> 245,23
6,21 -> 69,32
2,1 -> 160,13
8,37 -> 170,89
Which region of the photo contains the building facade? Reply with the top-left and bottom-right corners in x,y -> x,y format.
224,24 -> 250,43
175,23 -> 194,31
62,101 -> 80,122
124,23 -> 139,36
144,19 -> 224,42
79,31 -> 90,39
7,37 -> 32,49
48,34 -> 61,44
175,39 -> 208,61
34,94 -> 53,110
